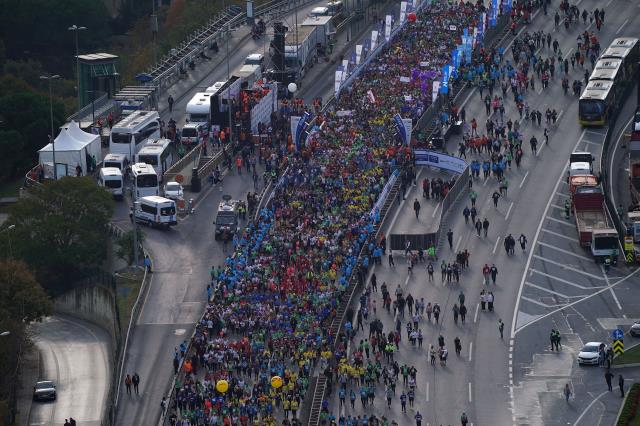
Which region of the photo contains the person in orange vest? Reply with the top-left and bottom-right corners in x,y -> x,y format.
235,156 -> 243,175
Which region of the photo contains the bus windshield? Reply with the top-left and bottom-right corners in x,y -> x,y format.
111,132 -> 132,144
579,100 -> 604,116
182,128 -> 198,138
593,236 -> 618,251
138,155 -> 158,166
104,161 -> 122,170
189,114 -> 209,123
105,180 -> 122,189
136,174 -> 158,188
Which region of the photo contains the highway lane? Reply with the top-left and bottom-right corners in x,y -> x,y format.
508,3 -> 640,426
323,1 -> 640,424
28,316 -> 111,426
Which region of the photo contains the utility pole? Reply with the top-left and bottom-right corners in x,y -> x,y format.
68,25 -> 87,111
226,22 -> 233,146
40,75 -> 60,180
151,0 -> 158,64
129,143 -> 140,268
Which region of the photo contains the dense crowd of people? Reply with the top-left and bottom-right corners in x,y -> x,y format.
164,1 -> 508,425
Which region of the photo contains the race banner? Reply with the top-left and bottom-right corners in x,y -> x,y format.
371,30 -> 379,50
414,150 -> 468,174
355,45 -> 363,65
400,1 -> 407,23
432,81 -> 440,103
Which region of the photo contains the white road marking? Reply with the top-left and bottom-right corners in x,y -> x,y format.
474,303 -> 480,323
426,381 -> 430,401
516,268 -> 640,334
541,228 -> 578,242
468,382 -> 472,402
492,236 -> 501,254
432,202 -> 441,218
545,216 -> 575,227
608,117 -> 634,232
530,268 -> 606,290
505,202 -> 514,220
616,19 -> 629,35
604,0 -> 614,5
600,265 -> 623,310
537,241 -> 592,261
573,391 -> 610,426
550,204 -> 565,210
525,281 -> 587,299
532,255 -> 604,279
521,295 -> 563,308
455,235 -> 462,252
468,342 -> 473,362
581,139 -> 602,146
555,192 -> 570,198
519,171 -> 529,188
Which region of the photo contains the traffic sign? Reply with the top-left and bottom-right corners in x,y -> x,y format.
613,328 -> 624,340
613,339 -> 625,354
626,251 -> 634,264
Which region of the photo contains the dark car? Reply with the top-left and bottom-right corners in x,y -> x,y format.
33,380 -> 56,401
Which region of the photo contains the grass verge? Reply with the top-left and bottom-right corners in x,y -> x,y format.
618,383 -> 640,426
614,344 -> 640,366
114,268 -> 145,334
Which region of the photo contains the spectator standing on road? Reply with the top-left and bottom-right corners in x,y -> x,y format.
605,370 -> 614,391
167,95 -> 174,112
414,198 -> 421,218
132,372 -> 140,395
498,319 -> 505,339
447,229 -> 454,249
125,374 -> 132,395
619,375 -> 625,397
564,383 -> 572,402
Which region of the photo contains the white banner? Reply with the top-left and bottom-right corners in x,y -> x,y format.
334,70 -> 343,94
371,30 -> 378,51
290,116 -> 301,141
399,76 -> 411,83
400,1 -> 407,23
414,150 -> 468,174
432,81 -> 440,104
355,45 -> 363,65
402,118 -> 413,144
385,15 -> 392,41
342,59 -> 349,75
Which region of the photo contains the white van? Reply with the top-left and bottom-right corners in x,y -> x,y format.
98,167 -> 124,199
134,196 -> 177,228
181,122 -> 208,146
310,6 -> 329,16
103,153 -> 128,171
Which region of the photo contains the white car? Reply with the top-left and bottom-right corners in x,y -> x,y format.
578,342 -> 605,365
630,321 -> 640,337
163,182 -> 184,200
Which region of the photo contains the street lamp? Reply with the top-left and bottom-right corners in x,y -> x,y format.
40,75 -> 60,180
68,25 -> 87,110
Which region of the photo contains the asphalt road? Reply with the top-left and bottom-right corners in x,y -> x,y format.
28,316 -> 111,426
325,1 -> 640,425
112,2 -> 401,424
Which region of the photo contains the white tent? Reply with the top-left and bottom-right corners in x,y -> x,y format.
38,121 -> 103,178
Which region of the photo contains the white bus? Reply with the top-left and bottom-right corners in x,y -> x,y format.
103,153 -> 128,171
98,167 -> 124,199
134,196 -> 177,228
109,110 -> 161,161
131,163 -> 159,198
136,138 -> 173,178
186,92 -> 212,124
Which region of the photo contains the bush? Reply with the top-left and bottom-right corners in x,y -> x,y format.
618,383 -> 640,426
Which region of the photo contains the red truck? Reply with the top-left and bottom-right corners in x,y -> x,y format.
572,182 -> 619,262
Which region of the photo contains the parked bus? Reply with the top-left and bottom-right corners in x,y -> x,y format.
131,162 -> 159,198
135,138 -> 173,179
109,110 -> 161,161
601,37 -> 640,79
186,92 -> 212,124
98,167 -> 124,199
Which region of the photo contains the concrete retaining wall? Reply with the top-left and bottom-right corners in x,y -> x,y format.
53,285 -> 120,348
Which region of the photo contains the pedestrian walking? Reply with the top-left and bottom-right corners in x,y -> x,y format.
461,412 -> 469,426
125,374 -> 132,395
389,252 -> 395,267
519,234 -> 527,251
605,370 -> 614,391
132,372 -> 140,395
413,198 -> 421,219
482,218 -> 490,237
447,229 -> 454,250
564,383 -> 572,402
167,95 -> 174,112
619,375 -> 625,397
490,264 -> 498,284
498,319 -> 505,339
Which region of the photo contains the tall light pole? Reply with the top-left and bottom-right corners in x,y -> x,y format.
40,75 -> 60,180
226,22 -> 233,146
68,25 -> 87,111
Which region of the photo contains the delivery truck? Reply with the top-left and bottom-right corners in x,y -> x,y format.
572,182 -> 619,262
284,25 -> 318,83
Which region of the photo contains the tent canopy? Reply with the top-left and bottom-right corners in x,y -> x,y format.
38,120 -> 103,178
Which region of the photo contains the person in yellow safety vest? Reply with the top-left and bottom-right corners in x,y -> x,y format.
290,399 -> 299,417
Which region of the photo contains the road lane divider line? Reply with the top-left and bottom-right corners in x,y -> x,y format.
519,171 -> 529,188
505,202 -> 514,220
537,241 -> 592,261
468,342 -> 473,362
600,265 -> 623,310
541,228 -> 578,242
492,236 -> 501,254
474,303 -> 480,323
468,382 -> 472,402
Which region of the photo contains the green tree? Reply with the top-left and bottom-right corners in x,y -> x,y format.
0,259 -> 50,425
4,177 -> 114,293
116,229 -> 145,265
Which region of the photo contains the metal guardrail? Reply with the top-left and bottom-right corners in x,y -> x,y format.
67,93 -> 109,122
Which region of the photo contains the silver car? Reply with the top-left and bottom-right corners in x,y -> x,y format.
33,380 -> 56,401
630,321 -> 640,337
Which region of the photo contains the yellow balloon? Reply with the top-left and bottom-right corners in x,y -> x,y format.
216,379 -> 229,393
271,375 -> 283,389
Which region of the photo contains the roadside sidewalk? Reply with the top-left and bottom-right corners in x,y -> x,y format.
15,344 -> 40,426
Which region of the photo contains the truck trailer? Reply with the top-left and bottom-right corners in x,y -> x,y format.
572,183 -> 619,262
